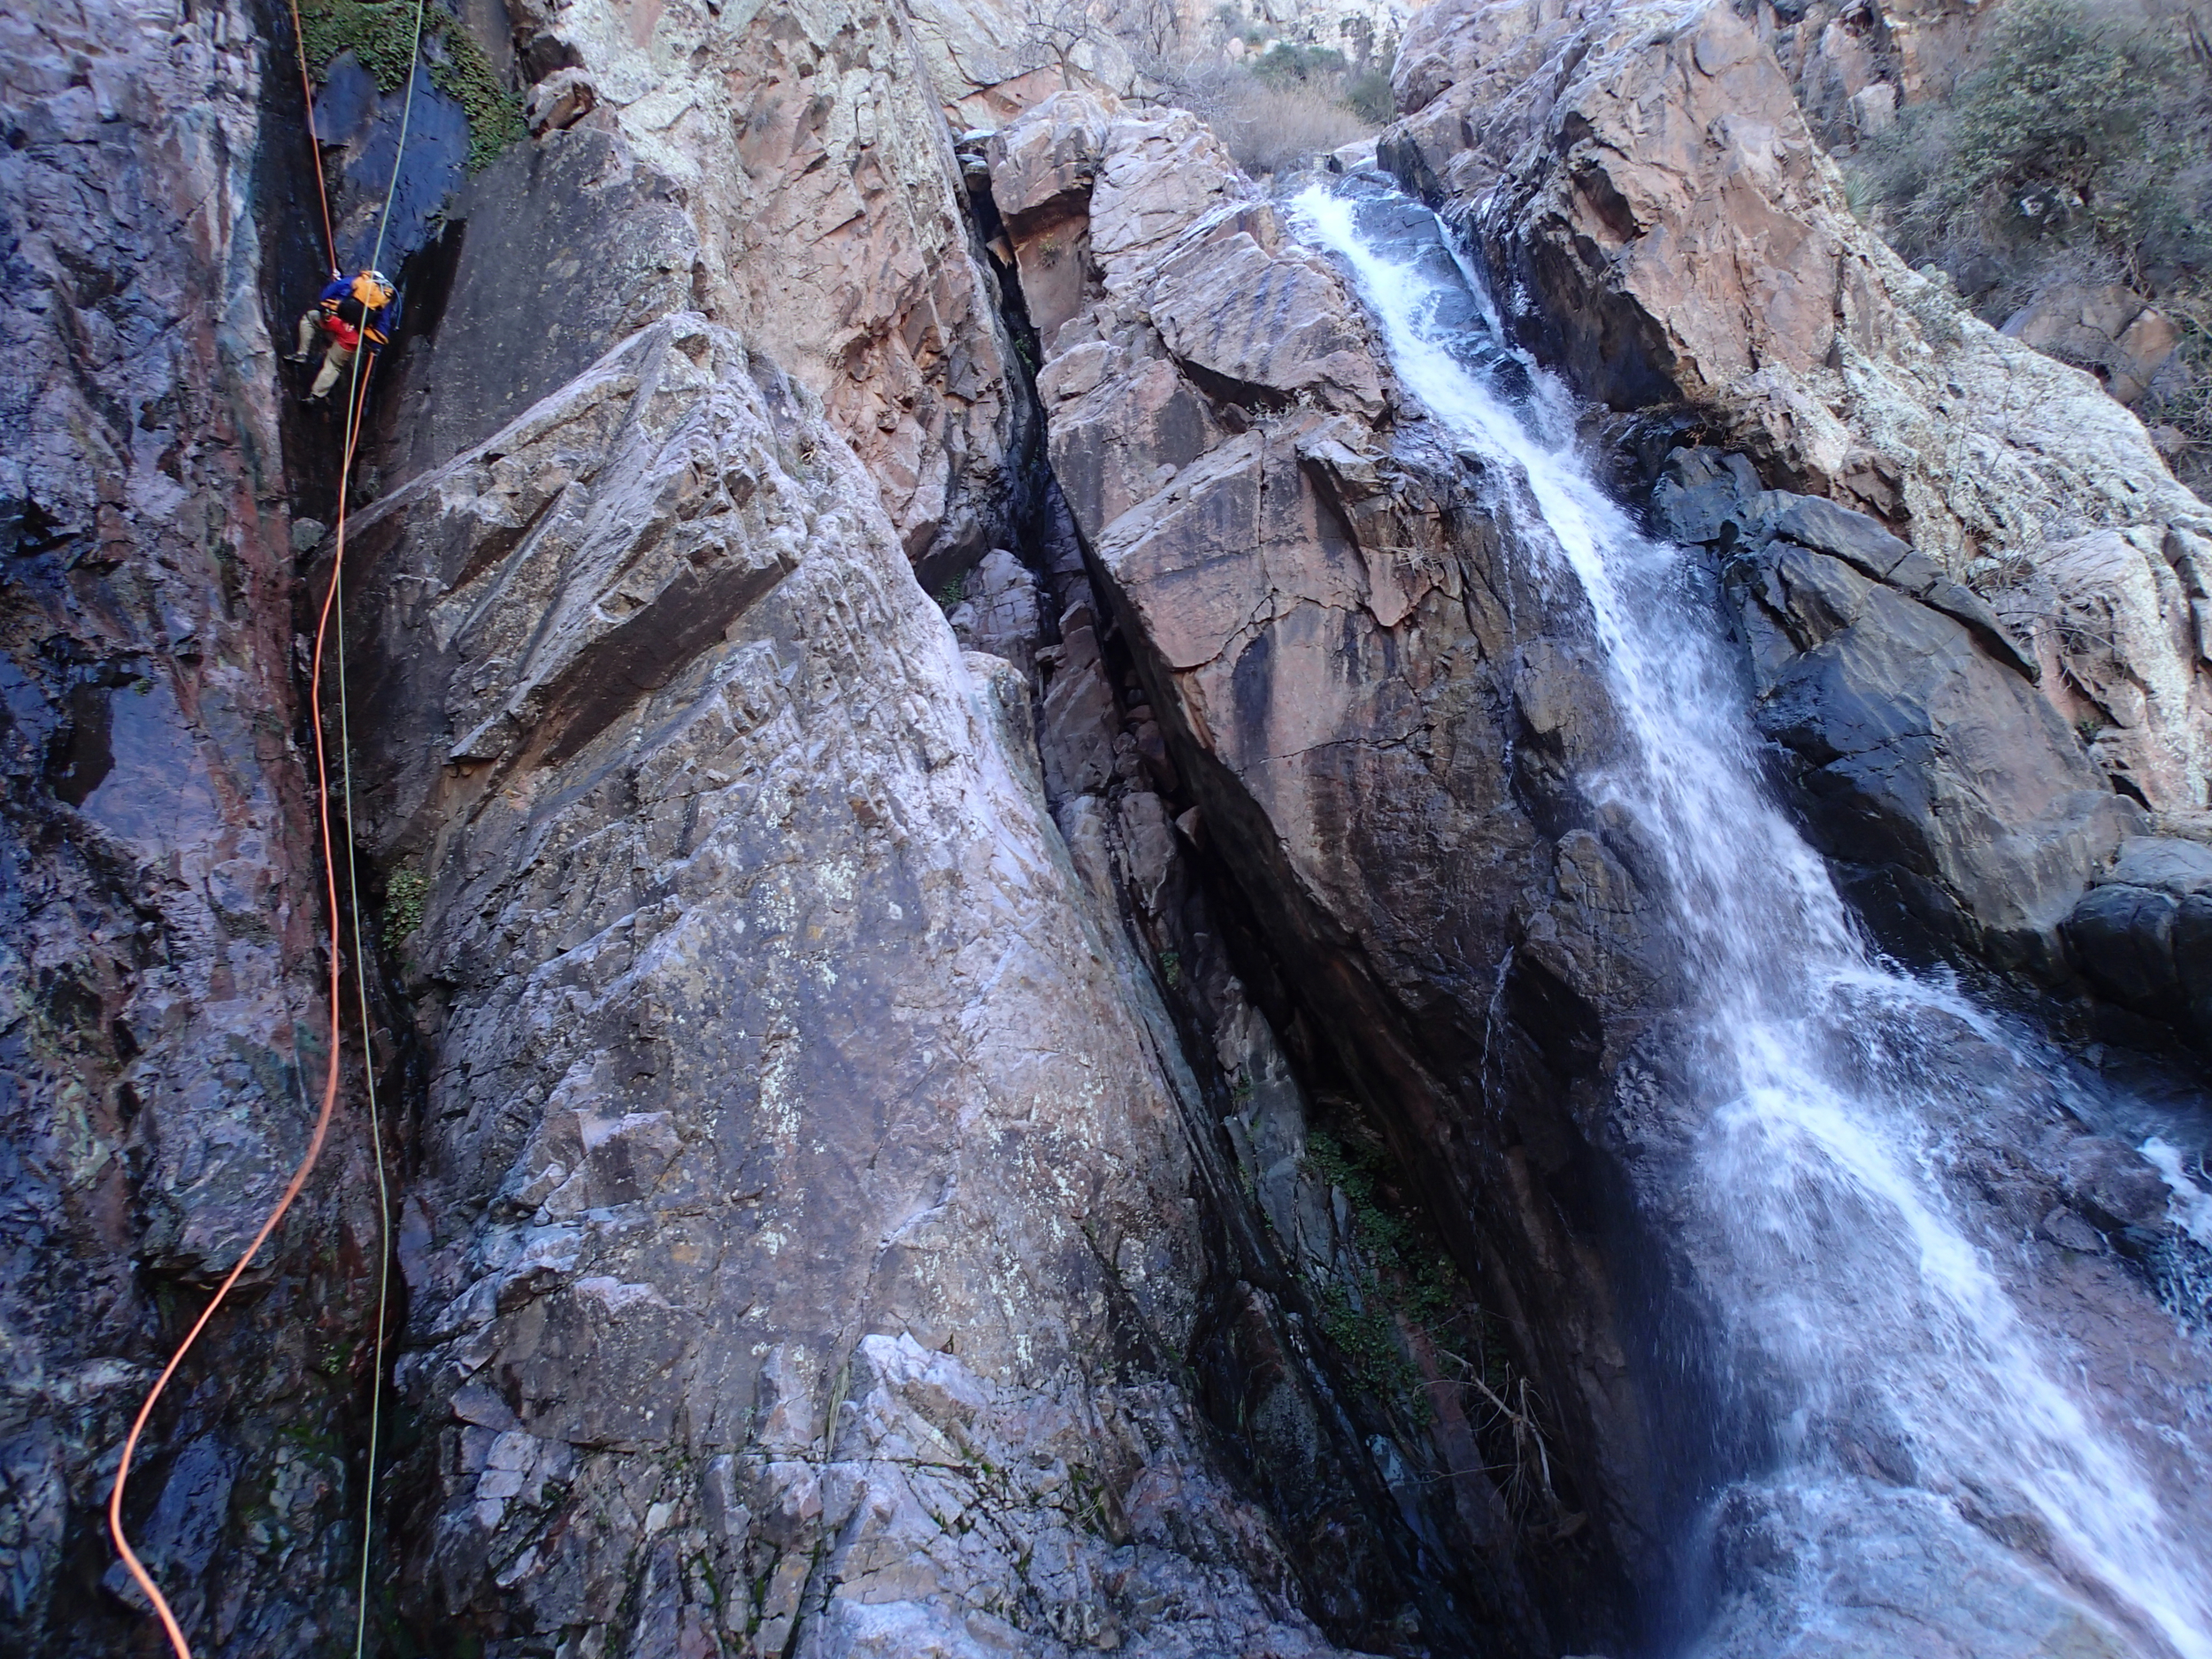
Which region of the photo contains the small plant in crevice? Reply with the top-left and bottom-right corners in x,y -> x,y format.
1302,1125 -> 1465,1425
1157,949 -> 1181,989
1316,1277 -> 1427,1422
382,864 -> 427,950
1301,1123 -> 1573,1527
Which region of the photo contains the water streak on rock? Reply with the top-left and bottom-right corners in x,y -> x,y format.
1299,181 -> 2212,1659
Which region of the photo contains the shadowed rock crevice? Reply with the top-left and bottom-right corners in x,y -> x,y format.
981,92 -> 1780,1654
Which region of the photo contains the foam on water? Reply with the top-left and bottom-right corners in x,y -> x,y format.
1294,182 -> 2211,1656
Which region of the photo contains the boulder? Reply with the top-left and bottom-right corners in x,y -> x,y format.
2025,528 -> 2212,811
983,87 -> 1113,234
1088,109 -> 1255,288
1664,449 -> 2134,972
1145,211 -> 1388,418
2001,284 -> 2182,407
984,88 -> 1116,346
2062,836 -> 2212,1030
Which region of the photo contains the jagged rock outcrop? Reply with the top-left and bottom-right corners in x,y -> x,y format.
333,311 -> 1350,1657
375,0 -> 1033,577
1654,449 -> 2140,972
0,0 -> 382,1650
1387,0 -> 2212,827
989,55 -> 2212,1658
987,93 -> 1713,1655
1756,0 -> 1990,145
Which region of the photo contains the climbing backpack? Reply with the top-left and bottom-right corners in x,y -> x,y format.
350,271 -> 396,311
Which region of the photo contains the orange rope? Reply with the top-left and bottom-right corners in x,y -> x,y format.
110,0 -> 419,1640
286,0 -> 339,273
106,365 -> 375,1659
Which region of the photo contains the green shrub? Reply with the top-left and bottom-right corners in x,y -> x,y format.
1950,2 -> 2154,204
1850,0 -> 2207,284
1211,4 -> 1267,49
1248,42 -> 1348,85
1343,65 -> 1394,126
1841,0 -> 2212,486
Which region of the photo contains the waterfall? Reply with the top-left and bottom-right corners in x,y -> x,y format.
1294,181 -> 2211,1657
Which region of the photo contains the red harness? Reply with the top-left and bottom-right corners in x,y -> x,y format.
322,313 -> 361,350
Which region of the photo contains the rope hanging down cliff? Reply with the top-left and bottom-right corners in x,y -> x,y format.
105,3 -> 424,1653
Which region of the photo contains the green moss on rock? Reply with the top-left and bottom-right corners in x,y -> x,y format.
299,0 -> 524,172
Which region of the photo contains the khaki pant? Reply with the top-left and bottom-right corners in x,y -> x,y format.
296,311 -> 356,399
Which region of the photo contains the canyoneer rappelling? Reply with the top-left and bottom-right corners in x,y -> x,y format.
103,3 -> 426,1655
290,267 -> 396,405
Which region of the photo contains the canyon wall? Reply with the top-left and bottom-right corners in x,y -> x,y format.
0,0 -> 381,1650
7,0 -> 2212,1655
1387,0 -> 2212,985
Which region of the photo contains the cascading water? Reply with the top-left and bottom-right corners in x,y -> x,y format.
1294,181 -> 2212,1656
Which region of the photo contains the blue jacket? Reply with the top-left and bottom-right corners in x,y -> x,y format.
315,274 -> 393,351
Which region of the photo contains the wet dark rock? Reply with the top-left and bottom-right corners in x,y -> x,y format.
2063,836 -> 2212,1032
1650,449 -> 1763,547
1655,448 -> 2136,975
2037,1205 -> 2108,1254
2068,883 -> 2185,1013
2062,1136 -> 2176,1231
0,0 -> 383,1650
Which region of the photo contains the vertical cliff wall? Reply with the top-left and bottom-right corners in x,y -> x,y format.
303,1 -> 1500,1655
0,0 -> 383,1650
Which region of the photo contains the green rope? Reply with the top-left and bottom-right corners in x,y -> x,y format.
334,3 -> 426,1652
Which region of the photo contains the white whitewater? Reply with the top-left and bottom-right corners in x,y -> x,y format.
1294,185 -> 2211,1656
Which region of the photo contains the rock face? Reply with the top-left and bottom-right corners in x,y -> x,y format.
1654,449 -> 2140,972
21,0 -> 2212,1652
334,312 -> 1347,1656
2001,284 -> 2184,410
2063,836 -> 2212,1033
1386,0 -> 2212,857
374,0 -> 1033,577
987,95 -> 1724,1655
1757,0 -> 1991,145
0,0 -> 381,1651
989,54 -> 2212,1659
